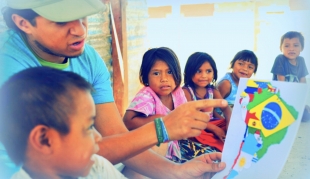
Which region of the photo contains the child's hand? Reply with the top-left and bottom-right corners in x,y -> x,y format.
212,126 -> 226,143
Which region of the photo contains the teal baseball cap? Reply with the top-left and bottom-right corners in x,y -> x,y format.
6,0 -> 105,22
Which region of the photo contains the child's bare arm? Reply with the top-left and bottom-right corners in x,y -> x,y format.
213,111 -> 224,120
220,106 -> 231,128
276,75 -> 285,81
182,88 -> 193,102
205,123 -> 226,142
300,77 -> 307,83
217,80 -> 231,99
123,110 -> 164,130
213,89 -> 232,127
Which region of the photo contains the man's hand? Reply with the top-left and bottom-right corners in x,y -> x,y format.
174,152 -> 226,179
163,99 -> 228,140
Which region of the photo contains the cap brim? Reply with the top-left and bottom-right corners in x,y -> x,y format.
32,0 -> 105,22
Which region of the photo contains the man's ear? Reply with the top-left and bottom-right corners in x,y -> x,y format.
11,14 -> 34,34
28,125 -> 53,155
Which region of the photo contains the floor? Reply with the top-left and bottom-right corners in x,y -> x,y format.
279,115 -> 310,179
278,81 -> 310,179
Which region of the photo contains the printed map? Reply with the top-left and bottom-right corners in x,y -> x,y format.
212,79 -> 308,179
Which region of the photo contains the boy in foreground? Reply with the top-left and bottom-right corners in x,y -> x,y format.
0,67 -> 127,178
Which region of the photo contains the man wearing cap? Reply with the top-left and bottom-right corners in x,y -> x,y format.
0,0 -> 227,178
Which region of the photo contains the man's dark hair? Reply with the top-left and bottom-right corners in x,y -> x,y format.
2,7 -> 38,31
0,67 -> 92,165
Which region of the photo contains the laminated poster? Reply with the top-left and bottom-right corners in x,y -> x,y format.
212,78 -> 309,179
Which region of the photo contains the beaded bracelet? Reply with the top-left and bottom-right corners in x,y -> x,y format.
154,118 -> 163,146
159,118 -> 170,142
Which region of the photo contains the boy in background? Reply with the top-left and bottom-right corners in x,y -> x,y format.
0,67 -> 127,179
271,31 -> 309,121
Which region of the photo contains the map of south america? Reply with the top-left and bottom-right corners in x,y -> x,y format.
224,80 -> 299,179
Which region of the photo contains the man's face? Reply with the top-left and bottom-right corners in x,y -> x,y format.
27,16 -> 88,59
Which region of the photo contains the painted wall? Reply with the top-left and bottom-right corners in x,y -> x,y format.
146,0 -> 310,84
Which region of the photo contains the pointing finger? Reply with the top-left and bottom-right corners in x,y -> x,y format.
192,99 -> 228,111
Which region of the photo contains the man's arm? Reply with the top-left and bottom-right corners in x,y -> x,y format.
95,102 -> 180,178
95,99 -> 228,178
95,103 -> 158,163
123,110 -> 164,130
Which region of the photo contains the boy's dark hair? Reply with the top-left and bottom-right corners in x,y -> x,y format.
0,67 -> 92,165
280,31 -> 304,50
2,7 -> 38,31
230,50 -> 258,74
184,52 -> 218,88
139,47 -> 182,88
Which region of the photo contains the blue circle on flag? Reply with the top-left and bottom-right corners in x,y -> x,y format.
261,102 -> 282,130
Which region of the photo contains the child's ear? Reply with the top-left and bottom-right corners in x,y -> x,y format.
11,14 -> 34,34
28,125 -> 53,155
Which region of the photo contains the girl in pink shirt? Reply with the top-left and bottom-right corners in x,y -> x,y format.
122,47 -> 187,178
124,47 -> 186,163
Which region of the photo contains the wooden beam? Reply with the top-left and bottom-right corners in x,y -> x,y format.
107,0 -> 125,116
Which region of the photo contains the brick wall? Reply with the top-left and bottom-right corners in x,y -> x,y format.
123,0 -> 148,103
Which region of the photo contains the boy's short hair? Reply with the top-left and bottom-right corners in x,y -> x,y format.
139,47 -> 182,88
0,67 -> 92,165
280,31 -> 304,50
184,52 -> 218,88
230,50 -> 258,74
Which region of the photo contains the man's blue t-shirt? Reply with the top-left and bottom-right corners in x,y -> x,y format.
0,29 -> 114,178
